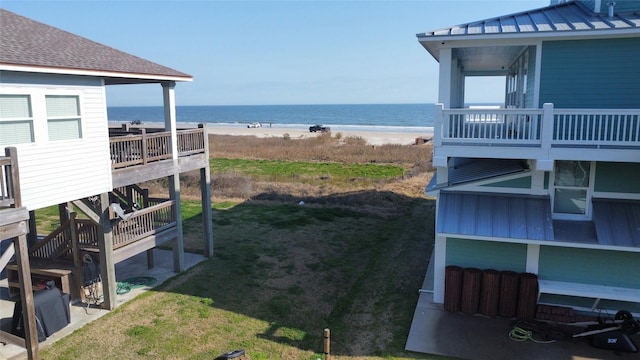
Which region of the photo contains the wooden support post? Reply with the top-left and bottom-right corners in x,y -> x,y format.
146,249 -> 154,269
324,328 -> 330,360
200,166 -> 213,257
70,213 -> 83,300
163,81 -> 183,273
126,186 -> 133,207
27,210 -> 37,248
14,233 -> 39,359
169,174 -> 184,272
199,124 -> 214,257
58,203 -> 70,225
98,192 -> 117,310
141,129 -> 148,165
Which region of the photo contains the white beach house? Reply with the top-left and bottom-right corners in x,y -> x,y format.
419,0 -> 639,316
0,9 -> 213,357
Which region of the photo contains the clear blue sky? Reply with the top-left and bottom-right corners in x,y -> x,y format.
2,0 -> 549,106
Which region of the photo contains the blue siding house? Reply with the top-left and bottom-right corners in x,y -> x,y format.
418,0 -> 640,315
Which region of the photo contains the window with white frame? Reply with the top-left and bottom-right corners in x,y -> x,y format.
46,95 -> 82,141
553,160 -> 592,217
0,94 -> 35,145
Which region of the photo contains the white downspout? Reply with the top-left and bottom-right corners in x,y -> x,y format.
607,1 -> 616,17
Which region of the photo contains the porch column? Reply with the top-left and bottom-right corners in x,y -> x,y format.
98,192 -> 117,310
433,235 -> 447,303
162,81 -> 185,272
438,47 -> 452,108
526,244 -> 540,274
200,125 -> 214,257
162,81 -> 178,159
432,105 -> 449,186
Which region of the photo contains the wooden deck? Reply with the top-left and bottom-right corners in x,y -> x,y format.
109,125 -> 206,169
109,125 -> 209,187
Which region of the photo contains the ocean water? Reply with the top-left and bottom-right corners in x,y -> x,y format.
107,103 -> 436,133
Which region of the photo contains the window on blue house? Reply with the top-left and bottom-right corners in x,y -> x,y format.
553,160 -> 592,218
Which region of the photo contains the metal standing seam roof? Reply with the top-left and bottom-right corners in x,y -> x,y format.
0,9 -> 192,82
417,1 -> 640,40
592,199 -> 640,248
437,192 -> 555,241
437,192 -> 640,250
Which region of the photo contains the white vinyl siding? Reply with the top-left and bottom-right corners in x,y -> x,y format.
46,95 -> 82,140
0,94 -> 34,145
0,74 -> 112,210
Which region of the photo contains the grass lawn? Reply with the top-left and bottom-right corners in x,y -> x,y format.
41,195 -> 439,359
37,137 -> 441,359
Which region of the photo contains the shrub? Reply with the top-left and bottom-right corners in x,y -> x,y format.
212,173 -> 253,199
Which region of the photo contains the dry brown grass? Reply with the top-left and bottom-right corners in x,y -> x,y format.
209,133 -> 431,166
143,134 -> 434,202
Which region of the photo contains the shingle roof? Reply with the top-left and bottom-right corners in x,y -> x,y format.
417,1 -> 640,40
0,9 -> 192,83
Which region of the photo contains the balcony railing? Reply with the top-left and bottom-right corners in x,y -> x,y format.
109,126 -> 206,169
0,147 -> 21,209
29,201 -> 177,260
435,104 -> 640,149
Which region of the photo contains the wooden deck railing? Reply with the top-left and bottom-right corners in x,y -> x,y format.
112,184 -> 168,210
28,201 -> 176,260
436,104 -> 640,149
177,128 -> 206,156
111,200 -> 176,249
0,147 -> 21,208
110,126 -> 206,169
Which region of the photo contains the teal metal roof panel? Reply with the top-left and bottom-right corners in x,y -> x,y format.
417,1 -> 640,40
437,192 -> 554,241
593,199 -> 640,248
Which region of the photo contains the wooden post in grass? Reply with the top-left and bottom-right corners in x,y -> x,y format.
324,328 -> 330,360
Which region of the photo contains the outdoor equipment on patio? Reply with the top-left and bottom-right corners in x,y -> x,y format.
572,310 -> 639,353
513,310 -> 639,353
11,281 -> 70,342
81,254 -> 103,307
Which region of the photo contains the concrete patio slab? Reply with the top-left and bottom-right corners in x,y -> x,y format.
406,290 -> 639,360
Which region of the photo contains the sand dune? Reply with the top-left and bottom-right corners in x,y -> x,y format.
204,124 -> 433,146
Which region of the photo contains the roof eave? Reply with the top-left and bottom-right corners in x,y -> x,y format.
417,28 -> 640,62
0,63 -> 193,84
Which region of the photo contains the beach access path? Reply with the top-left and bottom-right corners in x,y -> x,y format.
205,124 -> 432,146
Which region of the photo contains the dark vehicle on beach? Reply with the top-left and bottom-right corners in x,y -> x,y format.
309,124 -> 330,133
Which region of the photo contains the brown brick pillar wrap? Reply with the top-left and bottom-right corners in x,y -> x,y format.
479,269 -> 501,317
499,270 -> 519,318
460,268 -> 482,314
444,266 -> 463,312
517,273 -> 539,320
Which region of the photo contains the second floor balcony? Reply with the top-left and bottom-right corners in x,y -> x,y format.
433,104 -> 640,165
108,124 -> 209,187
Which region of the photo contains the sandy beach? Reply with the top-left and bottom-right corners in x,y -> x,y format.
204,124 -> 433,146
